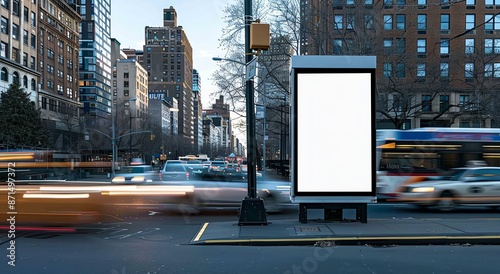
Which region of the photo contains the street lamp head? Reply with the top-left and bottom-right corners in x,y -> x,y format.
129,98 -> 137,102
212,57 -> 223,61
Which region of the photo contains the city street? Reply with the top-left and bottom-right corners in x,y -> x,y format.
2,202 -> 500,273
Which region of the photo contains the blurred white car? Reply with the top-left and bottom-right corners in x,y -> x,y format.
396,167 -> 500,211
112,165 -> 161,184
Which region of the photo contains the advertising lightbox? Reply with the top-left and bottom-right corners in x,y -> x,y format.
290,56 -> 376,203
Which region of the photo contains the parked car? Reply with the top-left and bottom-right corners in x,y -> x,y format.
395,166 -> 500,211
111,165 -> 161,184
160,161 -> 190,181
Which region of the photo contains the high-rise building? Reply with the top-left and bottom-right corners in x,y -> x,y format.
193,69 -> 203,153
69,0 -> 112,122
300,0 -> 500,129
143,6 -> 194,151
38,0 -> 81,150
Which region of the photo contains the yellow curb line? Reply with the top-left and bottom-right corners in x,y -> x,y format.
193,222 -> 210,242
202,235 -> 500,244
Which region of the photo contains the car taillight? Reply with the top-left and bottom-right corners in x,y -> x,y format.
186,172 -> 189,180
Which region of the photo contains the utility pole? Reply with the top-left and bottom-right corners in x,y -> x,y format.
238,0 -> 268,225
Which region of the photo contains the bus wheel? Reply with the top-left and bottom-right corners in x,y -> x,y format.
435,191 -> 456,212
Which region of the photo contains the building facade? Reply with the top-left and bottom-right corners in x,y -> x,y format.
300,0 -> 500,129
69,0 -> 112,122
1,0 -> 40,103
143,6 -> 194,151
38,0 -> 81,150
193,69 -> 203,153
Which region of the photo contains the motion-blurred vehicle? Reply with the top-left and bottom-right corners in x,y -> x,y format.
161,161 -> 190,181
170,176 -> 291,213
224,163 -> 241,174
395,166 -> 500,211
112,165 -> 161,184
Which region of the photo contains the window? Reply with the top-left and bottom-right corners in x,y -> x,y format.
484,39 -> 500,54
417,63 -> 426,78
23,30 -> 28,45
441,14 -> 450,30
0,67 -> 7,81
494,63 -> 500,78
30,56 -> 35,69
384,15 -> 393,30
58,55 -> 63,64
422,95 -> 432,112
365,15 -> 374,29
23,6 -> 28,22
1,0 -> 8,9
417,15 -> 427,30
440,39 -> 449,55
31,79 -> 36,90
30,34 -> 35,48
1,17 -> 7,34
383,62 -> 393,78
12,24 -> 19,40
0,41 -> 6,58
485,63 -> 493,78
384,0 -> 393,6
418,0 -> 426,5
465,63 -> 474,78
124,81 -> 129,88
396,62 -> 405,77
396,15 -> 405,30
485,15 -> 494,30
31,11 -> 36,27
440,62 -> 449,77
417,39 -> 426,54
23,76 -> 27,88
391,95 -> 403,111
333,39 -> 342,54
12,0 -> 20,16
22,52 -> 27,66
334,15 -> 342,30
346,15 -> 354,30
440,95 -> 449,112
384,39 -> 393,53
459,95 -> 470,108
465,39 -> 474,54
396,38 -> 406,54
466,14 -> 475,30
47,49 -> 54,59
124,72 -> 129,78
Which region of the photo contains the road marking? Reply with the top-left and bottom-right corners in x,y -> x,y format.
193,222 -> 209,242
201,235 -> 500,244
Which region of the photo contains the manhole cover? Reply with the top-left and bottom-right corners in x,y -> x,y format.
297,227 -> 321,232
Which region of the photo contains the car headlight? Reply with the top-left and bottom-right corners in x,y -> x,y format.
411,186 -> 435,193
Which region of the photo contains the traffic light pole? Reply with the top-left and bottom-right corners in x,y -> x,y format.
238,0 -> 268,225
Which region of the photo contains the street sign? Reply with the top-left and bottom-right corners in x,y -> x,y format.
246,57 -> 257,81
255,105 -> 265,119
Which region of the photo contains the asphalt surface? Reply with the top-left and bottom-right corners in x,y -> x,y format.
78,169 -> 500,246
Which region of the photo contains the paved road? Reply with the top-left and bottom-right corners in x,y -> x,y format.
1,203 -> 500,274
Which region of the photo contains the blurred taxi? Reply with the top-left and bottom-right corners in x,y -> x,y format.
112,165 -> 161,184
395,167 -> 500,211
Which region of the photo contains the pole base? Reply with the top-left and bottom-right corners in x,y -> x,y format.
238,197 -> 268,226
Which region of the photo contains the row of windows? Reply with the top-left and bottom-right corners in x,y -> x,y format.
332,14 -> 500,31
383,61 -> 500,79
391,94 -> 474,113
332,0 -> 499,7
0,67 -> 37,90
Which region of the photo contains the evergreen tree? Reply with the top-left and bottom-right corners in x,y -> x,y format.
0,83 -> 51,148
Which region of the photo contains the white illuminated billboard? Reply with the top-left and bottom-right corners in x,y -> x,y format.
291,56 -> 376,199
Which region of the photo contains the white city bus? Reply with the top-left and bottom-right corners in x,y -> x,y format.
376,127 -> 500,199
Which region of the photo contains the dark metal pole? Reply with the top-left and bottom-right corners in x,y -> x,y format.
238,0 -> 267,225
245,0 -> 257,199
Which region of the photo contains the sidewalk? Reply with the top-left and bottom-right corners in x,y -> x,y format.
190,217 -> 500,246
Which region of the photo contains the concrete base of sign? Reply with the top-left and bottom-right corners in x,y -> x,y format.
299,203 -> 368,224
